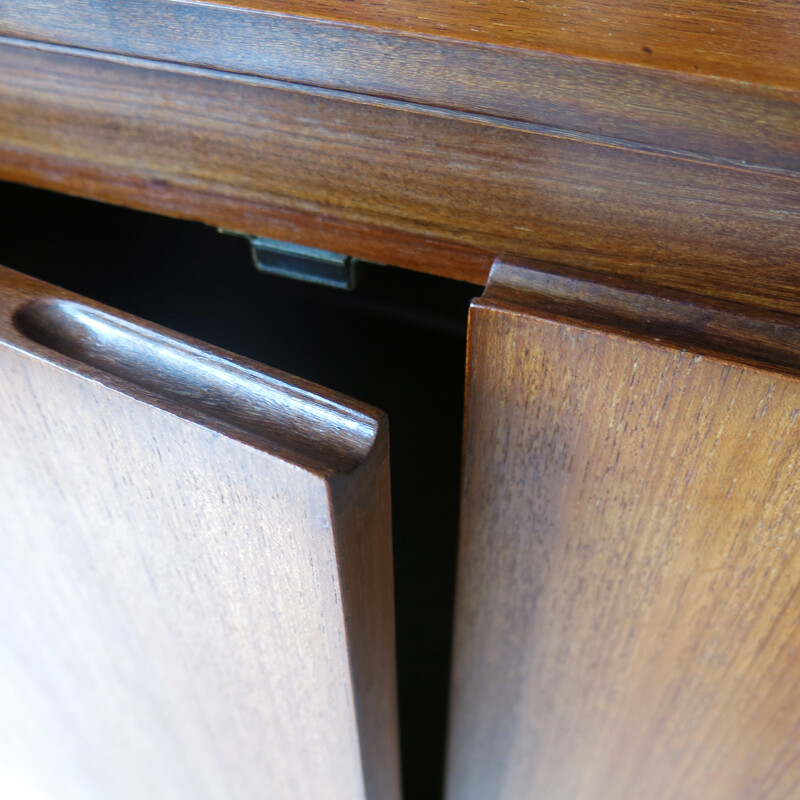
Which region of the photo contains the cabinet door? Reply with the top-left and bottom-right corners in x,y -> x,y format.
0,266 -> 399,800
447,259 -> 800,800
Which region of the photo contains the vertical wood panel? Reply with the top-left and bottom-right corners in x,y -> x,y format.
447,259 -> 800,800
0,266 -> 399,800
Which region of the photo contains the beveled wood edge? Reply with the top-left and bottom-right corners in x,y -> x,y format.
328,452 -> 399,800
0,264 -> 386,475
1,2 -> 798,174
483,257 -> 800,377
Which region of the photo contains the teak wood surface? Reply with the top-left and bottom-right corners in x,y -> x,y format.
202,0 -> 800,88
1,38 -> 800,313
0,266 -> 400,800
2,0 -> 798,172
447,258 -> 800,800
3,0 -> 797,86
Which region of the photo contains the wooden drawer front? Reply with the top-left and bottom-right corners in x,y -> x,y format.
447,259 -> 800,800
0,267 -> 399,800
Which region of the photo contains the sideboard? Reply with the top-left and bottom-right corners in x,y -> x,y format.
1,2 -> 799,798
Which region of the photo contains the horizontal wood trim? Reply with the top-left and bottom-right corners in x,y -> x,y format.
2,2 -> 799,172
2,39 -> 800,313
0,147 -> 493,287
6,0 -> 796,89
205,0 -> 800,91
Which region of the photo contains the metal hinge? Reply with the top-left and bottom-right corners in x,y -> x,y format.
222,231 -> 363,290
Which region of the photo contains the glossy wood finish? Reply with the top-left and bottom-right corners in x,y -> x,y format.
0,266 -> 399,800
207,0 -> 800,88
447,258 -> 800,800
3,2 -> 798,172
3,39 -> 800,311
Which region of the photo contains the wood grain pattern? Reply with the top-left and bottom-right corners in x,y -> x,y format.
203,0 -> 800,89
447,257 -> 800,800
6,0 -> 796,88
2,2 -> 798,172
0,265 -> 399,800
3,39 -> 800,312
